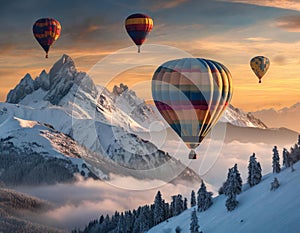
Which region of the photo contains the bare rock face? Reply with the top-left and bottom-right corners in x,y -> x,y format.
6,73 -> 35,104
6,54 -> 98,105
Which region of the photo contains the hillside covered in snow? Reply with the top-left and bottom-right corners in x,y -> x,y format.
148,162 -> 300,233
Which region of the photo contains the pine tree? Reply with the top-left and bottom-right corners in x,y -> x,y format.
171,194 -> 184,216
163,201 -> 170,219
190,209 -> 200,233
197,181 -> 213,212
225,192 -> 238,211
248,153 -> 262,187
283,148 -> 290,168
184,197 -> 188,210
270,177 -> 280,191
176,226 -> 182,233
191,190 -> 196,207
272,146 -> 281,173
224,164 -> 242,211
117,212 -> 126,233
154,191 -> 164,224
175,194 -> 184,216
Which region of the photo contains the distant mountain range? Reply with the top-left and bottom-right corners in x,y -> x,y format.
253,104 -> 300,133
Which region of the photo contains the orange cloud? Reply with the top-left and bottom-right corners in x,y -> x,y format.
150,0 -> 188,10
221,0 -> 300,11
276,15 -> 300,32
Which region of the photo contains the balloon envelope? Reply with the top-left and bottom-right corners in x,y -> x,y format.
125,13 -> 153,53
152,58 -> 233,158
250,56 -> 270,83
33,18 -> 61,58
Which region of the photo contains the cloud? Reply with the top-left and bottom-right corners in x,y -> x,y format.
220,0 -> 300,11
245,37 -> 271,42
273,54 -> 287,65
16,175 -> 197,230
149,0 -> 188,10
276,15 -> 300,32
15,139 -> 293,231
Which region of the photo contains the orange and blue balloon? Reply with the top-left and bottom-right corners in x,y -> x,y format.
33,18 -> 61,58
250,56 -> 270,83
152,58 -> 233,159
125,13 -> 153,53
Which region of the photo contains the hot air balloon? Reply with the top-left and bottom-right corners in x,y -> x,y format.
250,56 -> 270,83
33,18 -> 61,58
152,58 -> 233,159
125,13 -> 153,53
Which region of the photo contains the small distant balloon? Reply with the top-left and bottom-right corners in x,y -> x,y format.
250,56 -> 270,83
125,13 -> 153,53
152,58 -> 233,159
33,18 -> 61,58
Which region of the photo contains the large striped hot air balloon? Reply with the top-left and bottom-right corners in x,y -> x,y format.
125,13 -> 153,53
33,18 -> 61,58
250,56 -> 270,83
152,58 -> 233,159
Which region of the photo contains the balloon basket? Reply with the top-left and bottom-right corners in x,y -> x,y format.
189,150 -> 197,159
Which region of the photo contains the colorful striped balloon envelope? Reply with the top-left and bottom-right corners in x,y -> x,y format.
152,58 -> 233,159
33,18 -> 61,58
125,13 -> 153,53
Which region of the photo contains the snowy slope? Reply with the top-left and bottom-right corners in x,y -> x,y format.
221,104 -> 267,129
2,55 -> 200,184
148,163 -> 300,233
0,116 -> 95,180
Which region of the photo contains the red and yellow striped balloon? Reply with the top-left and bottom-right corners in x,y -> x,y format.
125,13 -> 153,53
33,18 -> 61,58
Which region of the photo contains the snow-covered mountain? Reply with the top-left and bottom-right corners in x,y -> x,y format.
221,104 -> 267,129
148,162 -> 300,233
1,54 -> 200,184
253,103 -> 300,133
0,116 -> 98,185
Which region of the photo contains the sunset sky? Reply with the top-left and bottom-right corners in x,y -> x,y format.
1,0 -> 300,111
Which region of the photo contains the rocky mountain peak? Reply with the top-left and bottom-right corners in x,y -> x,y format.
6,54 -> 97,105
6,73 -> 35,104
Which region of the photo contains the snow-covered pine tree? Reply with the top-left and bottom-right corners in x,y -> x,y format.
163,201 -> 170,219
170,194 -> 184,216
117,212 -> 126,233
184,197 -> 188,210
191,190 -> 196,207
176,226 -> 182,233
197,180 -> 213,212
154,191 -> 164,224
224,164 -> 242,211
233,164 -> 242,193
190,209 -> 200,233
175,194 -> 184,216
272,146 -> 281,173
283,148 -> 290,168
225,192 -> 238,211
270,177 -> 280,191
248,153 -> 262,187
